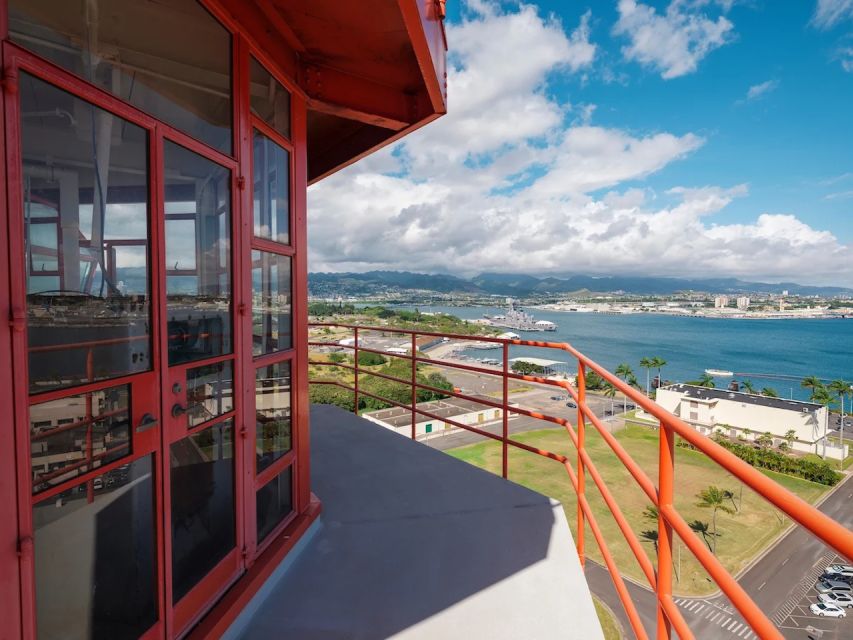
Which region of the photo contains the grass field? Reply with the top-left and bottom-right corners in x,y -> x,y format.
448,425 -> 829,597
593,596 -> 624,640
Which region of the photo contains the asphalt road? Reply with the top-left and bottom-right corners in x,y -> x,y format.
586,473 -> 853,639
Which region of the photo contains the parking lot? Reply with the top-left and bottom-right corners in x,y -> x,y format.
774,554 -> 852,639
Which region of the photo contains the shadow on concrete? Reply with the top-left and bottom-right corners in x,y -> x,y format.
235,404 -> 601,639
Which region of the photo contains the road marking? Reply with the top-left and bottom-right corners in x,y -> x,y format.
719,616 -> 731,627
709,612 -> 722,622
758,581 -> 766,591
738,626 -> 750,637
729,620 -> 741,631
693,604 -> 705,613
781,557 -> 789,567
675,598 -> 684,605
731,622 -> 743,634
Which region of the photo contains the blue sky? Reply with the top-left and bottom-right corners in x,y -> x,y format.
309,1 -> 853,286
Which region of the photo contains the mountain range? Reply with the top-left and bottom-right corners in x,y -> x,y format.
309,270 -> 853,298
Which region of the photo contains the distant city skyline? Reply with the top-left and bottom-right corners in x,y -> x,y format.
308,0 -> 853,286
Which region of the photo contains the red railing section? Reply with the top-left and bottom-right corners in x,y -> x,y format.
308,323 -> 853,640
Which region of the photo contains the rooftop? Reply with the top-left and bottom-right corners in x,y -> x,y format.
364,395 -> 501,428
225,404 -> 602,639
663,384 -> 824,412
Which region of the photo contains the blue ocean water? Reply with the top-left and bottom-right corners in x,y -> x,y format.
398,304 -> 853,402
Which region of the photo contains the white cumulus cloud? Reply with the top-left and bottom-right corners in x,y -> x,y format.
745,79 -> 779,101
613,0 -> 735,79
306,1 -> 851,286
813,0 -> 853,29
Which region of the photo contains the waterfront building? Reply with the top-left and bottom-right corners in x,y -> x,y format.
737,296 -> 751,310
714,295 -> 729,308
363,396 -> 509,438
654,384 -> 848,460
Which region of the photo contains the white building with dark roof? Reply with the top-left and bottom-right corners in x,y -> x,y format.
654,384 -> 847,460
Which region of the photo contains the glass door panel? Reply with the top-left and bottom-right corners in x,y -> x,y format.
20,72 -> 151,395
161,139 -> 238,622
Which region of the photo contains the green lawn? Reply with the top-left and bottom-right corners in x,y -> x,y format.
448,426 -> 829,597
593,596 -> 624,640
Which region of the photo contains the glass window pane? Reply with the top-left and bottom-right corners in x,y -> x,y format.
250,57 -> 290,139
252,251 -> 292,355
253,130 -> 290,243
10,0 -> 232,154
164,142 -> 232,365
21,73 -> 151,395
256,466 -> 292,543
30,384 -> 131,494
34,456 -> 157,640
186,361 -> 234,428
256,362 -> 292,473
170,420 -> 235,603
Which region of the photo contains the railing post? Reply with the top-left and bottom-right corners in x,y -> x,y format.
411,332 -> 417,440
657,421 -> 675,639
353,326 -> 359,414
577,362 -> 586,566
502,342 -> 509,479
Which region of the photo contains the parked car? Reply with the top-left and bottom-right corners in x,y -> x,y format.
818,592 -> 853,608
810,602 -> 846,618
822,569 -> 853,584
550,396 -> 562,401
826,564 -> 853,578
815,579 -> 853,594
566,401 -> 577,408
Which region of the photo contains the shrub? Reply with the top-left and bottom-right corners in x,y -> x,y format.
357,351 -> 388,366
328,352 -> 346,364
678,436 -> 842,486
309,384 -> 355,411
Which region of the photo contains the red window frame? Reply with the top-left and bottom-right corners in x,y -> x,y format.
0,0 -> 313,636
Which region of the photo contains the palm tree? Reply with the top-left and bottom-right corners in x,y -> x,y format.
642,505 -> 659,522
602,381 -> 617,417
722,488 -> 739,513
696,486 -> 736,555
688,519 -> 713,552
639,357 -> 654,396
694,373 -> 715,388
760,387 -> 779,398
740,380 -> 756,394
784,429 -> 797,450
641,530 -> 659,554
651,357 -> 667,390
829,379 -> 850,419
811,385 -> 835,408
801,375 -> 825,402
615,363 -> 634,413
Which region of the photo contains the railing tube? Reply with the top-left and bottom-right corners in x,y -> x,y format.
411,333 -> 417,440
576,362 -> 586,565
656,421 -> 675,639
353,326 -> 359,414
502,343 -> 509,479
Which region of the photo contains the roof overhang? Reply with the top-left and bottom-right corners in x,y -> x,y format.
218,0 -> 447,183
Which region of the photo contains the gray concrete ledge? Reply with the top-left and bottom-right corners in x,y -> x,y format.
234,404 -> 603,639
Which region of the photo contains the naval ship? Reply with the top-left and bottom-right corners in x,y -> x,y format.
484,299 -> 557,332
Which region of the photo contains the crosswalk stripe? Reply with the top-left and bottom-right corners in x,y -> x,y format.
676,598 -> 684,605
693,604 -> 705,613
730,622 -> 742,633
738,626 -> 750,637
719,616 -> 731,627
688,601 -> 701,612
705,610 -> 716,620
727,620 -> 740,631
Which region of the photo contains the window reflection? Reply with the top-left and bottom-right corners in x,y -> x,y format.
21,73 -> 151,395
10,0 -> 232,154
256,362 -> 291,473
164,142 -> 232,365
252,251 -> 292,355
170,420 -> 235,603
30,384 -> 131,494
250,57 -> 290,140
187,361 -> 233,427
253,131 -> 290,243
256,467 -> 292,543
34,456 -> 157,640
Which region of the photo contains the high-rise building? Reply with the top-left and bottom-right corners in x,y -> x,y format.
737,296 -> 751,310
714,295 -> 729,308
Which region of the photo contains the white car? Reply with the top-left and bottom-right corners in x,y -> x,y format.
815,579 -> 852,594
827,563 -> 853,577
810,602 -> 846,618
818,592 -> 853,608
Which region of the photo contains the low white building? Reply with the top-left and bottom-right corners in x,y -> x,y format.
363,395 -> 510,439
654,384 -> 847,460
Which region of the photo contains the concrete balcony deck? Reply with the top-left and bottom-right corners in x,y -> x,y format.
225,404 -> 603,639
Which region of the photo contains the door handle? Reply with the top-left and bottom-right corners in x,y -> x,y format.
171,403 -> 187,418
136,413 -> 158,433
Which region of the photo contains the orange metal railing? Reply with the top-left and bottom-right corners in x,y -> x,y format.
308,323 -> 853,640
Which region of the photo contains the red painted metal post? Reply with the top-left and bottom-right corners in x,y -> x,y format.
576,362 -> 586,565
353,326 -> 359,414
502,342 -> 509,479
657,421 -> 675,639
411,333 -> 417,440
